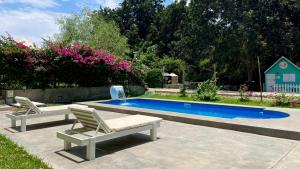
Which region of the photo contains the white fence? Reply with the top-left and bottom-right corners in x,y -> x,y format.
273,84 -> 300,93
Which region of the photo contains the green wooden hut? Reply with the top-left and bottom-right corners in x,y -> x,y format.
264,56 -> 300,93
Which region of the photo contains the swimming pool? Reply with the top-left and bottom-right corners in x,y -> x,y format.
99,98 -> 289,119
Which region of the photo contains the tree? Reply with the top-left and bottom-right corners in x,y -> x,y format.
257,0 -> 300,69
145,68 -> 163,87
173,0 -> 224,81
97,0 -> 163,49
93,0 -> 300,88
157,0 -> 188,56
218,0 -> 300,81
56,9 -> 129,57
158,56 -> 187,82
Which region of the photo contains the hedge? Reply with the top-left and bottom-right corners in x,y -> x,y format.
0,36 -> 142,89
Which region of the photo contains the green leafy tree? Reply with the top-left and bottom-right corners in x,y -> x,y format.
56,9 -> 129,57
138,45 -> 160,68
132,45 -> 159,81
172,0 -> 223,81
98,0 -> 163,49
158,56 -> 187,82
145,68 -> 163,88
216,0 -> 300,81
93,0 -> 300,88
157,0 -> 188,56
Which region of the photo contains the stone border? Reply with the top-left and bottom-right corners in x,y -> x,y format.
2,86 -> 145,104
78,98 -> 300,141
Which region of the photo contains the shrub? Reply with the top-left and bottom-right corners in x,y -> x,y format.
290,100 -> 298,107
145,69 -> 163,88
0,36 -> 38,89
195,78 -> 221,101
239,84 -> 250,102
0,35 -> 142,89
179,83 -> 187,97
272,93 -> 294,106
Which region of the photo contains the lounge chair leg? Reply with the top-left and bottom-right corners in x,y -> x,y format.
150,123 -> 157,141
11,119 -> 16,128
65,114 -> 69,120
64,141 -> 71,150
20,118 -> 27,132
86,139 -> 96,160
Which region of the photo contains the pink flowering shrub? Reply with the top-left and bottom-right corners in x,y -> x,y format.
49,42 -> 120,68
16,41 -> 29,49
0,36 -> 39,88
112,59 -> 132,72
0,36 -> 141,89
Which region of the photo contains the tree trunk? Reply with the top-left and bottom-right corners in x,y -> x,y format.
243,41 -> 255,81
247,65 -> 253,81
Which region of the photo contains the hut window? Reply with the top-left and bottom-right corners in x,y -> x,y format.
283,74 -> 296,82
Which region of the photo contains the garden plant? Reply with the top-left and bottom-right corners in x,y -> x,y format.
0,36 -> 141,89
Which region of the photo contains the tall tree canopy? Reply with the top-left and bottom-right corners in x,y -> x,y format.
97,0 -> 163,49
61,0 -> 300,88
173,0 -> 300,83
56,9 -> 129,57
156,0 -> 188,56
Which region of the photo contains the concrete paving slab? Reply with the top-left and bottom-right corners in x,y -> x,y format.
273,143 -> 300,169
1,109 -> 300,169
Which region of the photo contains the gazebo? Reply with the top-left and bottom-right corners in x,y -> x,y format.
163,73 -> 180,88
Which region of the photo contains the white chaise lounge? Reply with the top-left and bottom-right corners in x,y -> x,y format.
12,101 -> 45,108
57,105 -> 162,160
6,96 -> 87,132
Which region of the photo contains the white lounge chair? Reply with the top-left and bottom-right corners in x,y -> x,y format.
6,96 -> 87,132
57,105 -> 162,160
12,101 -> 45,108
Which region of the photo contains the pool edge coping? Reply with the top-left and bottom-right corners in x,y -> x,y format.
87,97 -> 298,111
77,98 -> 300,141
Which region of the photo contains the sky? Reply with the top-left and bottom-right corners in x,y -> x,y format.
0,0 -> 174,46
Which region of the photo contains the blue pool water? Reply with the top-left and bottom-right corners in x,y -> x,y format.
99,99 -> 289,119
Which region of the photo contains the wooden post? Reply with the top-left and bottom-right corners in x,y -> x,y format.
257,57 -> 263,102
213,64 -> 216,79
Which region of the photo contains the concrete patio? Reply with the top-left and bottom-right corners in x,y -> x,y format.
1,109 -> 300,169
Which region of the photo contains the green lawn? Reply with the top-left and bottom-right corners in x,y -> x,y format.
0,134 -> 51,169
141,94 -> 300,109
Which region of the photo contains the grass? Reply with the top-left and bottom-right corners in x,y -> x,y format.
0,134 -> 51,169
141,94 -> 300,109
